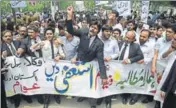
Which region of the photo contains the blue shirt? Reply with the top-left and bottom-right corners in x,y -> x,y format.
60,36 -> 80,60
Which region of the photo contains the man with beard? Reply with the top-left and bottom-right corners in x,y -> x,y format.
136,21 -> 144,35
143,24 -> 175,108
15,26 -> 28,41
1,30 -> 26,108
122,20 -> 139,43
128,29 -> 155,105
66,6 -> 108,108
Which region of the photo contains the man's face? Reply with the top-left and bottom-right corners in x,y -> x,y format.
28,29 -> 36,39
166,28 -> 174,41
149,27 -> 157,37
19,27 -> 27,37
89,24 -> 98,36
125,31 -> 135,44
59,29 -> 65,36
82,20 -> 88,28
138,22 -> 143,28
127,23 -> 134,31
108,12 -> 116,21
103,30 -> 111,39
3,32 -> 12,43
139,31 -> 149,45
157,28 -> 163,37
113,31 -> 120,40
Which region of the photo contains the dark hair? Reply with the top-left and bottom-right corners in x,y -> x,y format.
27,25 -> 38,32
81,18 -> 87,23
141,29 -> 151,37
44,27 -> 55,36
48,21 -> 55,28
113,28 -> 121,35
157,25 -> 163,30
127,20 -> 135,25
58,24 -> 65,30
2,30 -> 12,37
149,24 -> 157,29
167,24 -> 176,33
111,10 -> 119,17
102,25 -> 112,32
89,20 -> 101,33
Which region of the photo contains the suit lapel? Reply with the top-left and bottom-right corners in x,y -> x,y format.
89,36 -> 97,50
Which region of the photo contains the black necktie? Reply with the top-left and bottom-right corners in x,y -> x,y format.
85,36 -> 90,50
119,43 -> 128,60
34,40 -> 42,57
50,40 -> 54,59
9,43 -> 16,55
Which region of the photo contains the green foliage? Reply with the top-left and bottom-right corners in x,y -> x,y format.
58,0 -> 75,10
83,0 -> 95,11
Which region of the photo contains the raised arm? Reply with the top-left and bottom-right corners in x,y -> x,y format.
66,6 -> 81,37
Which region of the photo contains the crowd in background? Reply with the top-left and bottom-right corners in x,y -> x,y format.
1,5 -> 176,108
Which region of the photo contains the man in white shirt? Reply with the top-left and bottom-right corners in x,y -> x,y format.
129,29 -> 155,105
143,24 -> 175,108
99,25 -> 119,61
122,20 -> 139,44
106,10 -> 123,32
97,25 -> 119,107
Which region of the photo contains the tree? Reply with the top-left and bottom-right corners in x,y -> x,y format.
83,0 -> 95,11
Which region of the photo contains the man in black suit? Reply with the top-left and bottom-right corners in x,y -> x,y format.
118,30 -> 144,104
1,30 -> 28,108
160,58 -> 176,108
22,25 -> 44,105
22,25 -> 43,58
66,6 -> 108,108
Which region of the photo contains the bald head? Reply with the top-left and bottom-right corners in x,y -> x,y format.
126,31 -> 136,39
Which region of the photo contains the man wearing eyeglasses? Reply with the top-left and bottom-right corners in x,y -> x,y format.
142,24 -> 176,108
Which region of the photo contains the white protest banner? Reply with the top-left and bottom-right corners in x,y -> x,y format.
75,1 -> 85,11
4,56 -> 165,100
154,56 -> 176,105
113,1 -> 131,17
10,1 -> 26,8
140,1 -> 150,23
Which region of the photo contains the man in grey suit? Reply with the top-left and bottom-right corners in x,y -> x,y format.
118,31 -> 144,104
66,6 -> 108,108
1,30 -> 29,108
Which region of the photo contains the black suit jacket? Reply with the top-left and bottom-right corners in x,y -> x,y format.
66,20 -> 107,79
119,42 -> 144,63
161,59 -> 176,94
22,37 -> 42,57
1,41 -> 25,57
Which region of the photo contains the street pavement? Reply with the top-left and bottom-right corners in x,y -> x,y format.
7,96 -> 155,108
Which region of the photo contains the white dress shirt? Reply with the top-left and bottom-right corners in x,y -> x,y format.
100,36 -> 119,59
155,36 -> 172,60
118,42 -> 130,60
140,40 -> 155,64
41,40 -> 65,60
30,36 -> 42,57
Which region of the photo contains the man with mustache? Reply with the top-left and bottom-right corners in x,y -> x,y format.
129,29 -> 155,105
1,30 -> 26,108
66,6 -> 108,108
15,26 -> 28,41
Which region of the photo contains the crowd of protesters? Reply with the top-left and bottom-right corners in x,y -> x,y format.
1,5 -> 176,108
